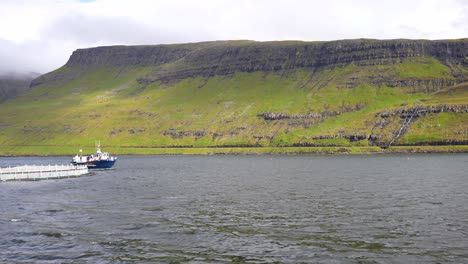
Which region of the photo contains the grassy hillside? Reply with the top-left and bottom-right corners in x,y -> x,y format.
0,40 -> 467,155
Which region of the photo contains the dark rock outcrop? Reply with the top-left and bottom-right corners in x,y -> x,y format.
257,103 -> 366,121
162,129 -> 207,139
312,134 -> 368,142
376,104 -> 468,118
31,39 -> 468,87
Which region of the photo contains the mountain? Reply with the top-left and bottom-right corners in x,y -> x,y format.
0,39 -> 467,154
0,72 -> 40,102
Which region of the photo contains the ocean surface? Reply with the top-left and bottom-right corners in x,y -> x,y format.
1,154 -> 467,263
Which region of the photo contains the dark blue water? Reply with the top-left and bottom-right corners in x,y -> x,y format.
1,154 -> 467,263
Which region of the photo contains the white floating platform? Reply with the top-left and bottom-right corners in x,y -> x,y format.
0,164 -> 89,182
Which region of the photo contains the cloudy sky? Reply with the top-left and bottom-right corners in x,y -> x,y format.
0,0 -> 467,75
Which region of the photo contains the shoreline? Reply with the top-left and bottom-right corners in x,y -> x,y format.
1,145 -> 468,156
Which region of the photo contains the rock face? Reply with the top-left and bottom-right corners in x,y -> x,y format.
376,104 -> 468,118
32,39 -> 468,87
19,39 -> 468,150
64,39 -> 468,69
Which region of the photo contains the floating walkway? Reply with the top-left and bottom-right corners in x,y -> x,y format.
0,164 -> 89,182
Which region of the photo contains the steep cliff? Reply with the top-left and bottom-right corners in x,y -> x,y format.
1,39 -> 467,152
33,39 -> 468,88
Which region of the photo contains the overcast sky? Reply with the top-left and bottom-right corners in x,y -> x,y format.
0,0 -> 467,75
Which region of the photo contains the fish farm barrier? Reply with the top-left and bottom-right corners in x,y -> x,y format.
0,164 -> 89,181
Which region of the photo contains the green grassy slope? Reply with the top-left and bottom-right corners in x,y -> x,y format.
0,41 -> 467,154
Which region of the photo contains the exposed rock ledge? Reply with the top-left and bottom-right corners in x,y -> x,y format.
376,104 -> 468,118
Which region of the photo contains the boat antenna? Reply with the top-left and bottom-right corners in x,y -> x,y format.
95,140 -> 101,151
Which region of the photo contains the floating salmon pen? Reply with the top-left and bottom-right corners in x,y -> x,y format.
0,164 -> 89,182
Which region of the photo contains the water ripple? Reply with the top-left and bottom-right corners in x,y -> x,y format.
1,154 -> 467,263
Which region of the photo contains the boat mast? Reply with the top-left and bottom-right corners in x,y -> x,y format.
95,140 -> 101,153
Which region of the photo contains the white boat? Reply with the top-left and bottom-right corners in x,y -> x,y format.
71,142 -> 116,169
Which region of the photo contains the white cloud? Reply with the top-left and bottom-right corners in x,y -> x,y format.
0,0 -> 466,74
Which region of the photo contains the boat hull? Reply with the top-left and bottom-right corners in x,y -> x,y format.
71,159 -> 116,169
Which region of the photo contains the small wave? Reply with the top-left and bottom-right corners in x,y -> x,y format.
424,201 -> 443,205
10,238 -> 27,244
31,254 -> 68,261
121,223 -> 160,231
34,231 -> 68,238
43,209 -> 65,213
70,251 -> 103,260
142,207 -> 164,212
